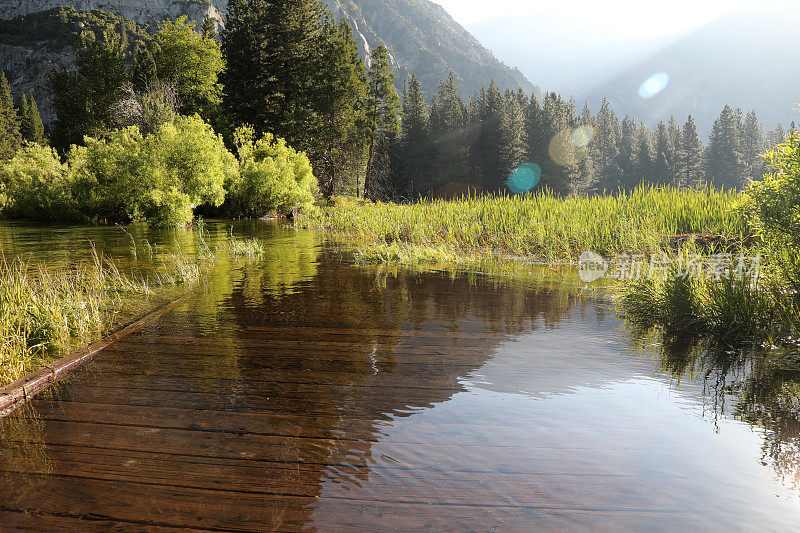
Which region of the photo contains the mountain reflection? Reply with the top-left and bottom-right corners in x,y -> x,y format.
2,223 -> 800,529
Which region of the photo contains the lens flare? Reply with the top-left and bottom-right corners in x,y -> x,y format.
638,72 -> 670,99
570,126 -> 594,148
507,162 -> 542,194
549,130 -> 575,166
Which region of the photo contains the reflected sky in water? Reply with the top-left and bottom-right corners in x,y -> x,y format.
1,221 -> 799,530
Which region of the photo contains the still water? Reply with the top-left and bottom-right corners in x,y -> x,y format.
1,221 -> 799,531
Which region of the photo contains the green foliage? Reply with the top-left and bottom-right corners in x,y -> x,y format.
50,28 -> 129,150
1,115 -> 234,226
222,0 -> 326,146
137,16 -> 224,117
0,143 -> 72,221
748,132 -> 800,248
0,73 -> 22,160
69,115 -> 235,226
229,127 -> 318,218
0,7 -> 148,53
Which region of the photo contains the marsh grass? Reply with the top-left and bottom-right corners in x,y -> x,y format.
618,254 -> 800,347
223,228 -> 266,259
0,239 -> 217,387
312,185 -> 750,262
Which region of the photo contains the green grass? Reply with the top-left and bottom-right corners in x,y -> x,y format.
311,185 -> 750,263
312,185 -> 800,346
0,230 -> 258,386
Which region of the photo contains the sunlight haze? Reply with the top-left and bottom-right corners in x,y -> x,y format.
437,0 -> 769,37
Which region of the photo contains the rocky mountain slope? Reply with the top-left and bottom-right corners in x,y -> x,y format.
0,0 -> 534,126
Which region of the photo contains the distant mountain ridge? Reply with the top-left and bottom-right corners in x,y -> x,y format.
0,0 -> 535,125
469,7 -> 800,137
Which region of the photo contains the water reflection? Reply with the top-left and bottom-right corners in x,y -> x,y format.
1,223 -> 800,529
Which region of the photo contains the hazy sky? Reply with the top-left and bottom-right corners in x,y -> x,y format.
435,0 -> 759,36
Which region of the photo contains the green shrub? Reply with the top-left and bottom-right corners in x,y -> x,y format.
68,115 -> 237,226
748,132 -> 800,248
229,127 -> 318,218
0,143 -> 75,221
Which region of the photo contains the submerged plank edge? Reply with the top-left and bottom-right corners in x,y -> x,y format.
0,293 -> 192,418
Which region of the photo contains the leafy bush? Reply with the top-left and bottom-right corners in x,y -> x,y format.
0,143 -> 75,221
748,132 -> 800,247
229,127 -> 318,218
68,115 -> 237,226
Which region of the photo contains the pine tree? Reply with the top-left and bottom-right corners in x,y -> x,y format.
201,15 -> 217,39
592,98 -> 621,191
677,115 -> 704,188
667,116 -> 682,180
313,17 -> 369,196
767,123 -> 786,148
399,74 -> 430,197
617,116 -> 639,190
498,88 -> 525,182
222,0 -> 326,149
19,93 -> 45,145
652,122 -> 672,185
475,79 -> 505,190
635,121 -> 654,185
705,104 -> 743,188
0,72 -> 22,159
364,44 -> 401,199
428,72 -> 468,194
535,92 -> 580,195
740,109 -> 765,184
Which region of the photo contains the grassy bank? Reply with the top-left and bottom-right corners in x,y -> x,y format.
312,186 -> 749,263
311,185 -> 750,263
0,230 -> 266,387
311,183 -> 800,346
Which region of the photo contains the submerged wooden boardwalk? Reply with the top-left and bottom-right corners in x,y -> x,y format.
2,261 -> 797,531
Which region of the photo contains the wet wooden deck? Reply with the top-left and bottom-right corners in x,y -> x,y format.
2,262 -> 798,531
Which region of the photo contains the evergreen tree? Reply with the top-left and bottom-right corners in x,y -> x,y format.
652,121 -> 672,185
535,92 -> 580,195
498,88 -> 525,182
667,116 -> 682,179
677,115 -> 704,188
313,17 -> 369,196
399,74 -> 430,197
523,92 -> 544,169
19,93 -> 45,145
617,116 -> 639,190
635,121 -> 654,185
50,29 -> 128,150
740,109 -> 765,184
428,71 -> 468,194
475,79 -> 505,190
222,0 -> 326,149
592,98 -> 621,191
0,72 -> 22,159
201,15 -> 217,39
364,44 -> 401,199
705,104 -> 743,188
767,123 -> 786,148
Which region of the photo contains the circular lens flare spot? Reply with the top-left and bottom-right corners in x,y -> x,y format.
507,162 -> 542,194
638,72 -> 670,99
571,126 -> 594,148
